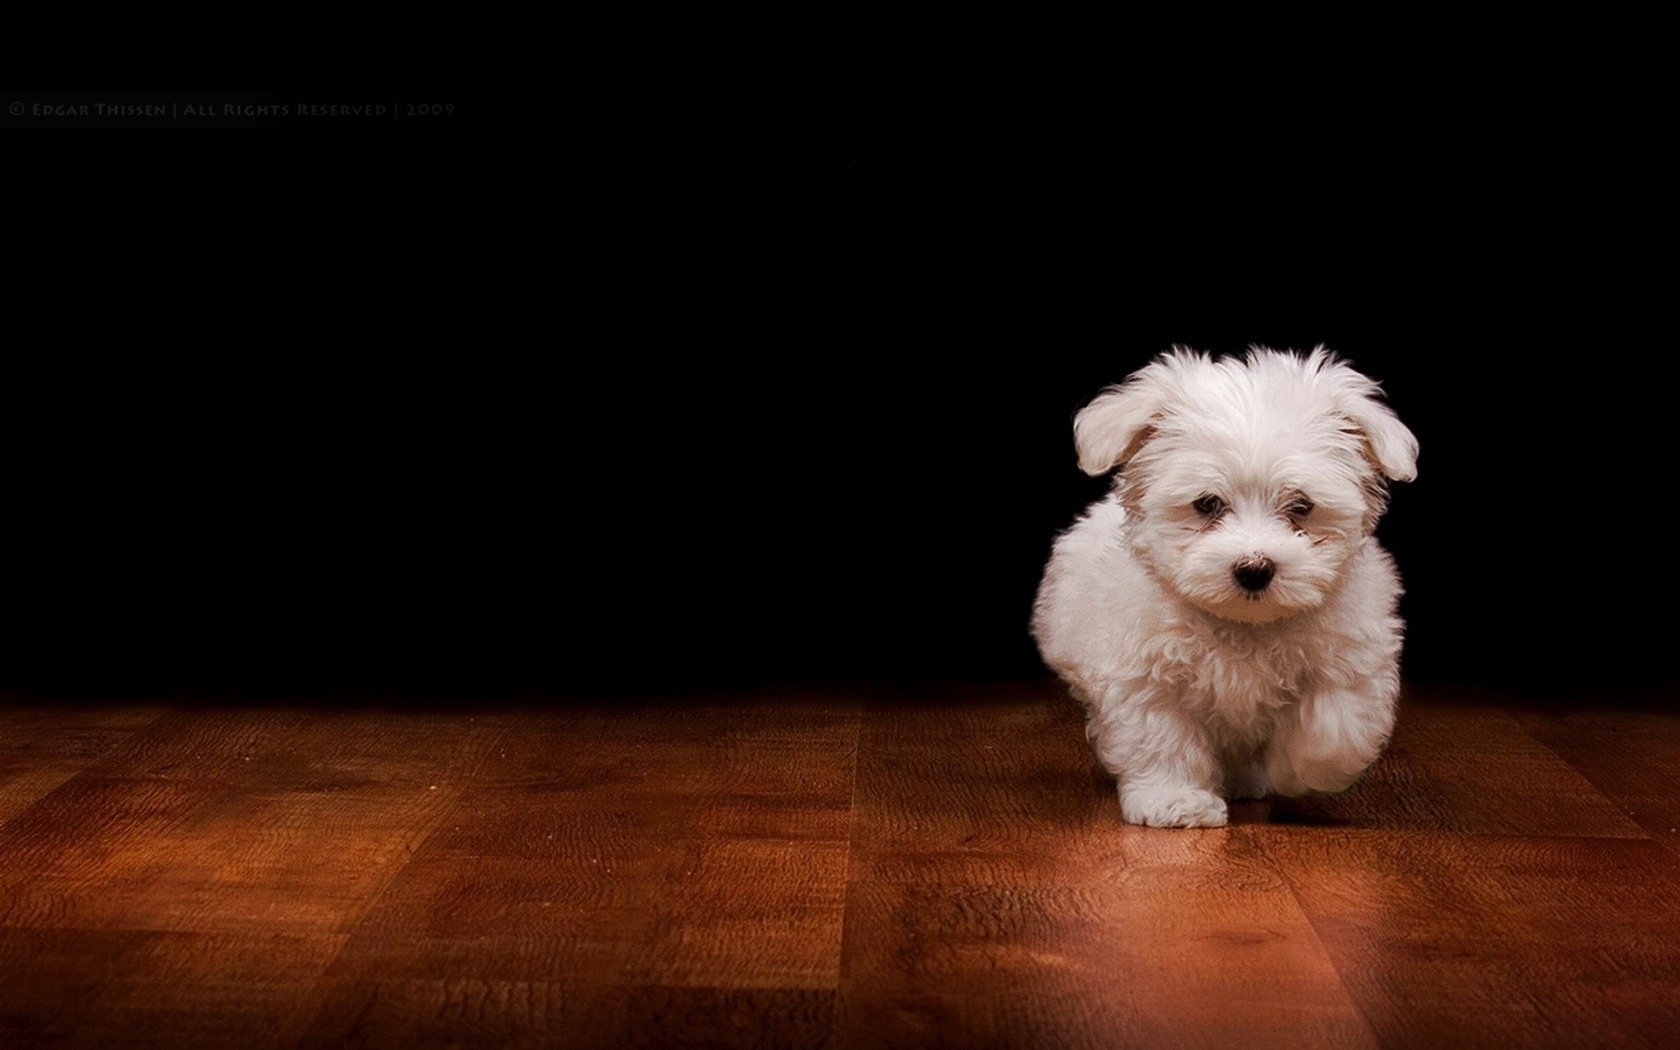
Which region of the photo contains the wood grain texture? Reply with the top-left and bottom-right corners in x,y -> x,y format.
0,707 -> 512,936
0,686 -> 1676,1047
298,696 -> 860,1047
0,927 -> 341,1049
0,703 -> 168,826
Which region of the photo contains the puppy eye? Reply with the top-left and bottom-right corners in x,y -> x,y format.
1192,494 -> 1226,516
1287,496 -> 1315,516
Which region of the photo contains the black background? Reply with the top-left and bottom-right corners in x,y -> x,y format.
6,83 -> 1673,702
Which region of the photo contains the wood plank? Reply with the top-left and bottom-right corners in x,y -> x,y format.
1268,829 -> 1680,1047
0,703 -> 168,826
1516,706 -> 1680,852
299,696 -> 860,1046
837,683 -> 1375,1048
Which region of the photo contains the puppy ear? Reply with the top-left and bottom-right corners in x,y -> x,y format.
1073,379 -> 1164,476
1340,392 -> 1418,482
1075,350 -> 1203,475
1313,349 -> 1418,482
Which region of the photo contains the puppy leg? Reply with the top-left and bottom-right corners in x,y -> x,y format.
1265,686 -> 1396,796
1090,700 -> 1227,828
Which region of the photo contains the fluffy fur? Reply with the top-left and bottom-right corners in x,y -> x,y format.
1032,347 -> 1417,827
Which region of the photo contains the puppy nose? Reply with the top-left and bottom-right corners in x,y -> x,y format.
1232,557 -> 1276,592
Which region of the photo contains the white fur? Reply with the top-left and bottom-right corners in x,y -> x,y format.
1033,347 -> 1416,827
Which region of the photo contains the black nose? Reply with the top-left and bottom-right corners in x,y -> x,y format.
1233,557 -> 1276,592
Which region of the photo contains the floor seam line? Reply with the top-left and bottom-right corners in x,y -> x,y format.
1500,708 -> 1663,846
828,693 -> 866,1048
1260,837 -> 1387,1048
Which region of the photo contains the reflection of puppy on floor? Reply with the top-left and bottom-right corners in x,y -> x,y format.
1033,348 -> 1417,827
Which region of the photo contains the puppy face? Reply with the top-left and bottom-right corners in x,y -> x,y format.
1075,347 -> 1416,624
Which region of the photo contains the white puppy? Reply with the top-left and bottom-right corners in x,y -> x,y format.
1032,347 -> 1417,827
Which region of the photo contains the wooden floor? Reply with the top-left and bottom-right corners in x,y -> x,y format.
0,685 -> 1676,1048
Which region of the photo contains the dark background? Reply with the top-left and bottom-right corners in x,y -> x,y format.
6,89 -> 1673,701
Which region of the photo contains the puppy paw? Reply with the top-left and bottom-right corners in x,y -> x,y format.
1120,787 -> 1228,828
1267,692 -> 1392,797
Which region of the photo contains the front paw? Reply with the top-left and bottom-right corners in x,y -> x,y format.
1120,787 -> 1228,828
1267,689 -> 1393,797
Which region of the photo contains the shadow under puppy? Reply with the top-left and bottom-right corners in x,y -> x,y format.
1033,347 -> 1417,827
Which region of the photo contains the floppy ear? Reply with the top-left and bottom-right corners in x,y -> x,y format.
1073,367 -> 1172,476
1316,350 -> 1417,482
1339,387 -> 1418,482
